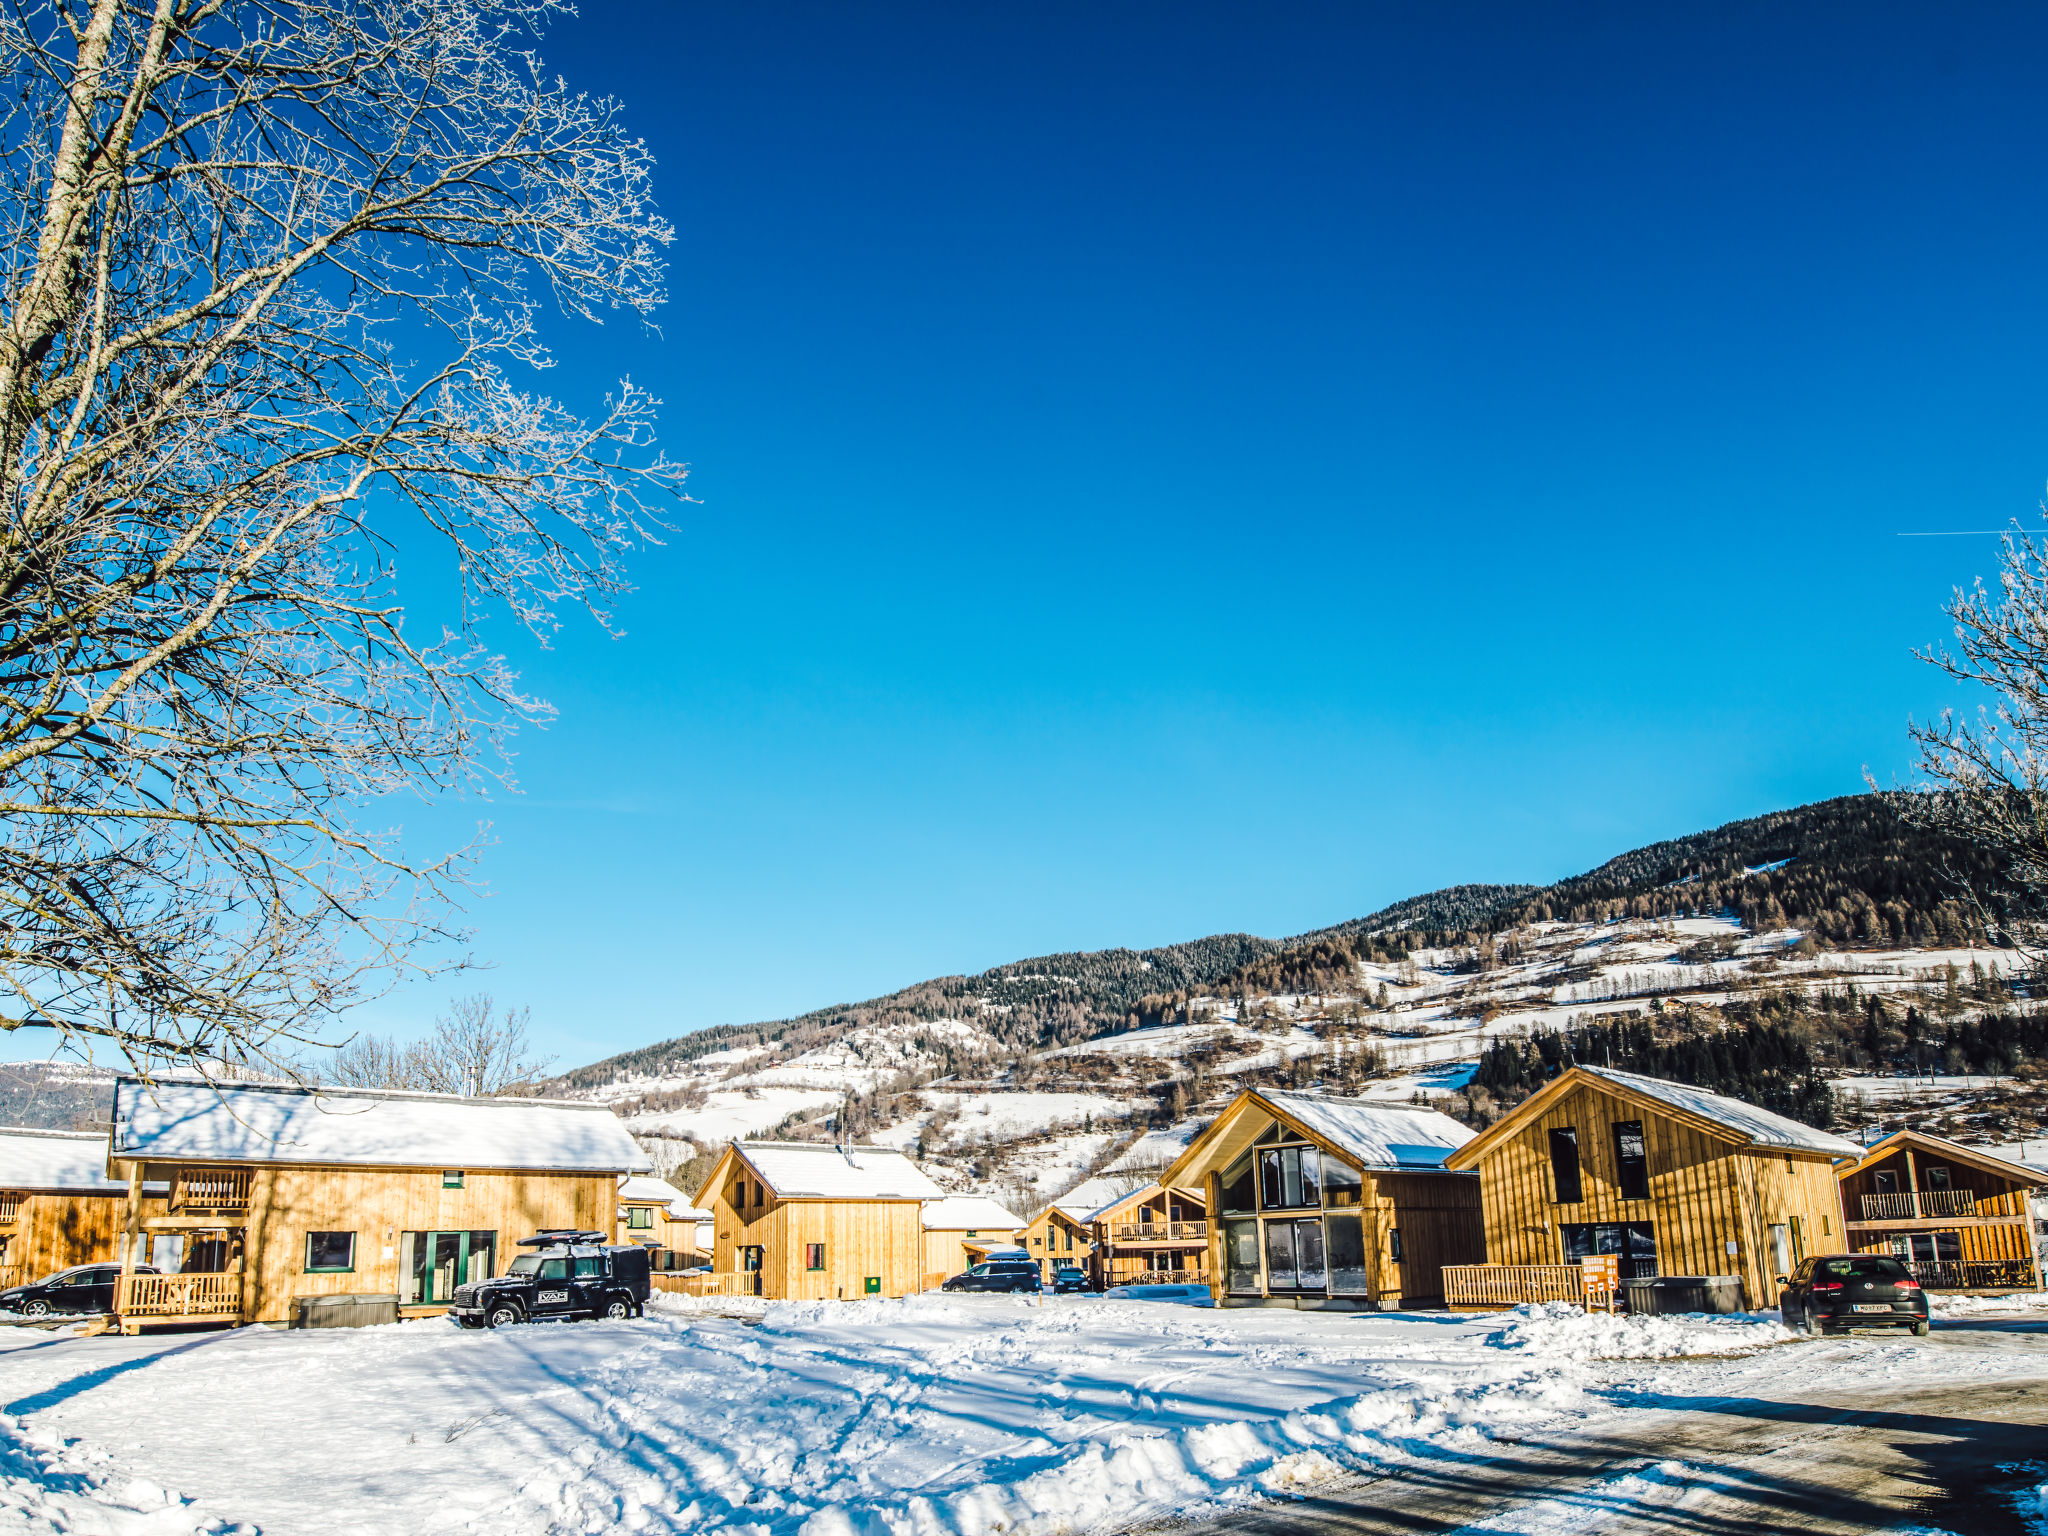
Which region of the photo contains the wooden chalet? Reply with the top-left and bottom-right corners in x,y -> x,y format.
106,1075 -> 651,1330
1839,1130 -> 2043,1292
616,1174 -> 710,1264
1442,1065 -> 1861,1310
920,1195 -> 1025,1288
1015,1179 -> 1109,1283
1087,1181 -> 1212,1289
1163,1089 -> 1481,1309
0,1128 -> 165,1289
697,1141 -> 943,1300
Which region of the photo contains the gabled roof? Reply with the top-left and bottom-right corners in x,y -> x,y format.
1846,1129 -> 2048,1187
922,1195 -> 1025,1233
0,1127 -> 135,1195
720,1142 -> 945,1202
1050,1175 -> 1142,1222
1444,1065 -> 1860,1171
109,1076 -> 651,1174
1160,1089 -> 1477,1191
618,1174 -> 693,1210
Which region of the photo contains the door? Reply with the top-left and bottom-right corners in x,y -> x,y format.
1263,1218 -> 1327,1294
530,1255 -> 575,1316
1768,1224 -> 1793,1282
85,1266 -> 119,1313
741,1245 -> 764,1297
571,1250 -> 608,1313
402,1231 -> 498,1305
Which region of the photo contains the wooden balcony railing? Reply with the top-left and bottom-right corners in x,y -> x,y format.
0,1191 -> 22,1224
1443,1264 -> 1585,1310
1860,1190 -> 1978,1221
1109,1269 -> 1209,1288
1899,1258 -> 2036,1290
118,1272 -> 241,1319
649,1271 -> 759,1299
1110,1221 -> 1208,1242
170,1167 -> 251,1214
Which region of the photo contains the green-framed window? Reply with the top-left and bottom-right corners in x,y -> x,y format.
304,1231 -> 356,1273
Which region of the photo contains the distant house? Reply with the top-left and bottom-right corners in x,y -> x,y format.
616,1174 -> 710,1262
1162,1089 -> 1481,1308
1014,1178 -> 1117,1282
1840,1130 -> 2044,1292
0,1128 -> 165,1286
1086,1181 -> 1212,1289
1442,1065 -> 1860,1309
921,1195 -> 1026,1285
106,1075 -> 650,1330
697,1141 -> 944,1300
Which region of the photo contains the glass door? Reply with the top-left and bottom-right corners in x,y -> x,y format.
401,1230 -> 499,1304
1262,1218 -> 1327,1294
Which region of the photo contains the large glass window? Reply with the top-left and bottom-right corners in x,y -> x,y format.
1264,1217 -> 1326,1292
1323,1158 -> 1362,1208
1326,1215 -> 1370,1295
1225,1220 -> 1261,1293
1548,1127 -> 1583,1204
398,1229 -> 497,1304
1611,1121 -> 1650,1200
1258,1146 -> 1321,1210
1561,1221 -> 1657,1276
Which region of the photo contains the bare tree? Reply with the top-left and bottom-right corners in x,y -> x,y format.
1897,525 -> 2048,950
326,990 -> 553,1095
0,1 -> 678,1071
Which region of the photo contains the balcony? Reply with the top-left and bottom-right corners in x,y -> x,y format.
1859,1190 -> 1978,1221
0,1191 -> 22,1225
1109,1221 -> 1208,1243
169,1167 -> 251,1215
118,1272 -> 241,1326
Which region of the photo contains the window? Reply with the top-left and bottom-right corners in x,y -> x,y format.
1610,1121 -> 1649,1201
1822,1213 -> 1832,1237
1873,1168 -> 1899,1195
304,1231 -> 355,1273
806,1243 -> 825,1271
1257,1145 -> 1321,1210
1388,1228 -> 1403,1262
1033,1235 -> 1043,1246
1224,1220 -> 1261,1294
399,1230 -> 497,1305
1925,1165 -> 1951,1191
1548,1127 -> 1583,1204
1322,1158 -> 1362,1208
442,1170 -> 464,1189
1561,1222 -> 1657,1273
1263,1217 -> 1326,1292
537,1257 -> 569,1282
573,1252 -> 605,1277
626,1207 -> 654,1230
1326,1215 -> 1369,1295
1063,1228 -> 1074,1251
1220,1153 -> 1256,1215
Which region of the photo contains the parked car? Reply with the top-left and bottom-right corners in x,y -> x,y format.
1100,1282 -> 1213,1307
942,1260 -> 1042,1294
1778,1254 -> 1929,1336
0,1263 -> 158,1318
448,1231 -> 651,1328
1049,1265 -> 1090,1294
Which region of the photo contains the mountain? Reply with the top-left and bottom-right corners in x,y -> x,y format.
559,792 -> 1994,1091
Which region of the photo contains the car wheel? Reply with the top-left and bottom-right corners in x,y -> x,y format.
20,1299 -> 49,1318
1911,1320 -> 1930,1337
485,1303 -> 523,1329
601,1298 -> 631,1321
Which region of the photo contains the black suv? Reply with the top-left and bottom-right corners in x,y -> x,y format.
1779,1253 -> 1930,1336
0,1264 -> 158,1318
942,1259 -> 1042,1294
448,1231 -> 651,1328
1049,1265 -> 1090,1294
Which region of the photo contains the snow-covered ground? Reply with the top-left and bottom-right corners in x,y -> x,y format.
2,1292 -> 2041,1536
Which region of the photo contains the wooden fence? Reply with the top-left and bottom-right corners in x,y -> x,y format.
1109,1221 -> 1209,1242
1442,1265 -> 1584,1310
649,1271 -> 758,1300
118,1272 -> 241,1320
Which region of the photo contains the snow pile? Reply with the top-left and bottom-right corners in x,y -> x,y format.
0,1410 -> 248,1534
1483,1302 -> 1793,1360
1928,1291 -> 2048,1318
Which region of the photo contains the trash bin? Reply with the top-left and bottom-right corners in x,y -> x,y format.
292,1293 -> 400,1329
1620,1275 -> 1744,1315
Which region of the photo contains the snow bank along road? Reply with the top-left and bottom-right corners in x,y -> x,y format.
0,1294 -> 2040,1536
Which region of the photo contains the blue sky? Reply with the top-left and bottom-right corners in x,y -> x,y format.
48,3 -> 2048,1070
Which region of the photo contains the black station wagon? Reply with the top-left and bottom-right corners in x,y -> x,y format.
1778,1253 -> 1930,1336
0,1263 -> 159,1318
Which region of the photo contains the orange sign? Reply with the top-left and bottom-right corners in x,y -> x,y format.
1579,1254 -> 1619,1296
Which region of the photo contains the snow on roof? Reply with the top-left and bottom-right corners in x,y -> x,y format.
922,1195 -> 1025,1233
0,1127 -> 131,1194
618,1175 -> 690,1206
1263,1092 -> 1475,1171
734,1142 -> 945,1201
1052,1175 -> 1143,1221
1576,1067 -> 1861,1157
110,1077 -> 652,1174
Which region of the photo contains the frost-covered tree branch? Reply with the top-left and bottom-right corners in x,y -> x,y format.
0,0 -> 679,1070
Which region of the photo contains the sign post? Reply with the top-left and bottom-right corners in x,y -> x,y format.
1579,1253 -> 1619,1313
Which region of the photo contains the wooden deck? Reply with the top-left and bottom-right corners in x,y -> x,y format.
118,1272 -> 241,1331
1443,1264 -> 1584,1310
649,1271 -> 759,1299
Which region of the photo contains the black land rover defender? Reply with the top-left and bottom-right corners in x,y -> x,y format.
448,1230 -> 651,1329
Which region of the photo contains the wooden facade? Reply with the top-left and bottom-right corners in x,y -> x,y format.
698,1142 -> 932,1301
1839,1131 -> 2042,1291
1444,1066 -> 1858,1310
1015,1203 -> 1096,1283
1090,1183 -> 1211,1289
106,1076 -> 650,1330
921,1197 -> 1026,1288
1162,1089 -> 1484,1310
0,1129 -> 164,1289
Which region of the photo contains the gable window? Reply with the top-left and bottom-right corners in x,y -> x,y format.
1548,1127 -> 1583,1204
1873,1168 -> 1899,1195
304,1231 -> 355,1273
1322,1158 -> 1362,1209
1924,1165 -> 1951,1191
442,1170 -> 465,1190
805,1243 -> 826,1271
1220,1153 -> 1256,1215
1611,1121 -> 1650,1200
1258,1145 -> 1321,1210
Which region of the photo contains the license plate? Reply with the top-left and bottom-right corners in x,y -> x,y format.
1852,1303 -> 1892,1313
